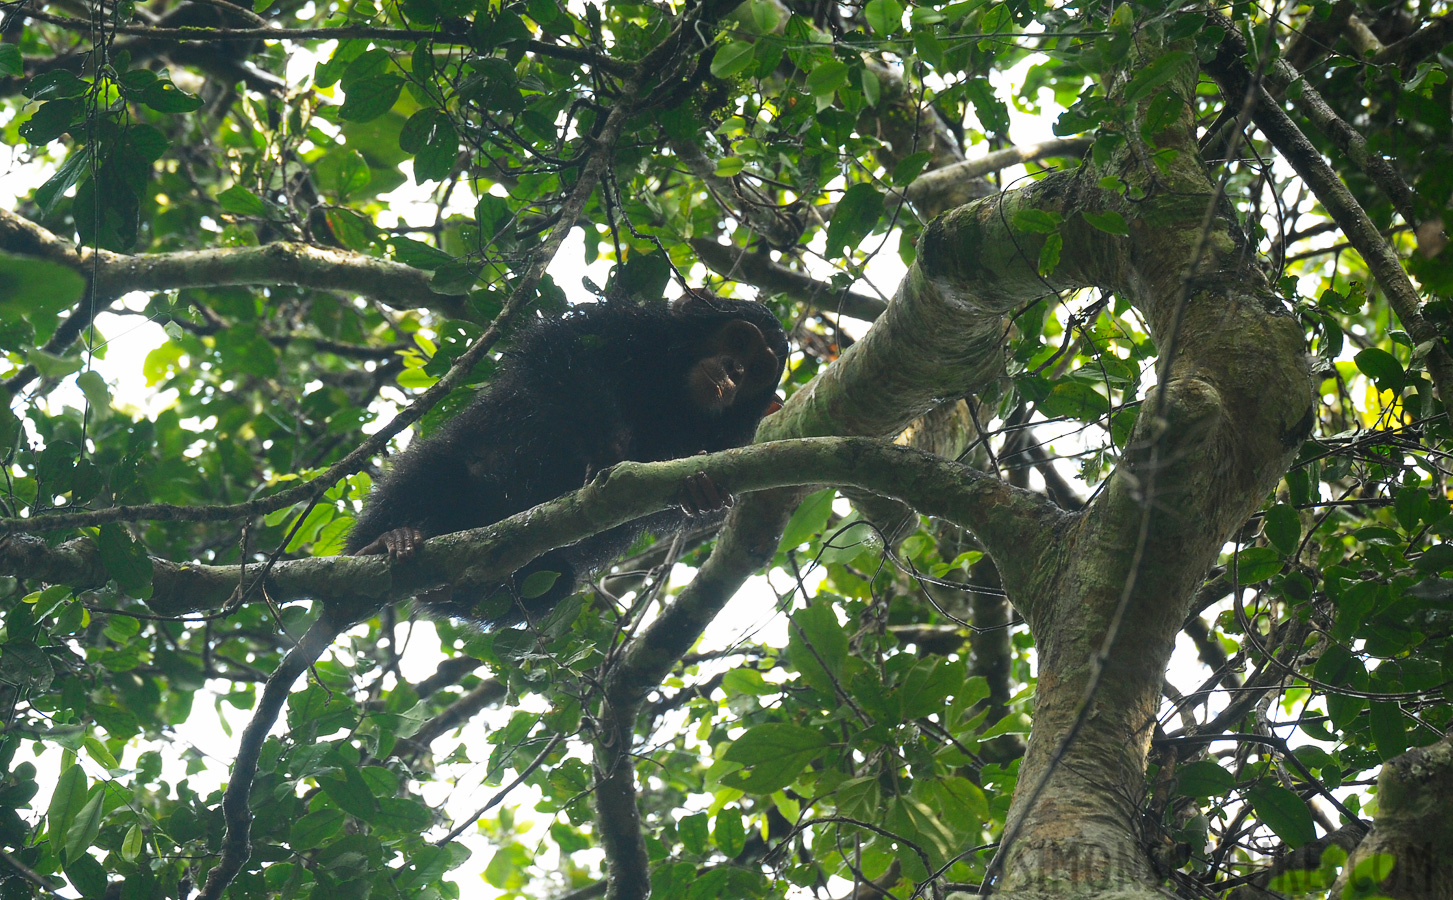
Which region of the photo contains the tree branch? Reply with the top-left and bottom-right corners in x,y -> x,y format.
3,438 -> 1064,617
20,10 -> 633,77
690,238 -> 886,321
905,137 -> 1091,211
0,209 -> 470,319
197,612 -> 345,900
0,83 -> 633,536
1204,37 -> 1453,424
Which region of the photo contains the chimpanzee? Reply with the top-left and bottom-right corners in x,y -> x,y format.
345,292 -> 789,628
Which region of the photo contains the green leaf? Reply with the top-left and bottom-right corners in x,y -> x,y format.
292,809 -> 346,849
1081,210 -> 1128,235
747,0 -> 781,31
1038,231 -> 1063,277
679,812 -> 709,855
24,70 -> 88,101
1314,644 -> 1368,728
1144,91 -> 1183,133
0,252 -> 86,320
63,853 -> 106,898
340,74 -> 404,123
1349,853 -> 1396,889
83,736 -> 118,769
217,185 -> 268,216
519,569 -> 561,599
34,148 -> 90,214
1263,504 -> 1301,555
713,157 -> 745,177
861,66 -> 880,107
824,183 -> 884,258
788,600 -> 849,694
121,823 -> 144,862
0,45 -> 21,77
712,808 -> 745,857
1013,209 -> 1062,234
1369,701 -> 1406,761
321,764 -> 380,821
1232,546 -> 1282,583
325,148 -> 373,196
914,26 -> 945,67
616,251 -> 670,301
804,60 -> 849,97
864,0 -> 904,35
1123,51 -> 1192,103
64,789 -> 104,863
778,488 -> 834,552
340,48 -> 392,89
315,39 -> 367,89
98,523 -> 155,599
47,763 -> 87,849
1038,381 -> 1108,421
1166,13 -> 1207,42
1354,347 -> 1404,393
710,41 -> 756,79
1174,760 -> 1234,798
391,236 -> 453,269
1247,783 -> 1315,849
721,668 -> 772,696
1407,576 -> 1453,599
414,119 -> 459,184
891,151 -> 934,186
1394,485 -> 1430,531
19,98 -> 82,144
140,80 -> 203,113
721,723 -> 829,793
899,658 -> 962,719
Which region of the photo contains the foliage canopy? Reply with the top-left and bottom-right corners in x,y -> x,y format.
2,0 -> 1453,898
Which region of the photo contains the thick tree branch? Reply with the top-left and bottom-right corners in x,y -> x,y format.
3,438 -> 1063,617
0,209 -> 470,318
1332,731 -> 1453,899
905,138 -> 1091,212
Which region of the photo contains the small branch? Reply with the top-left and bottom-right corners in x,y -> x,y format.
1205,37 -> 1453,424
1343,15 -> 1384,57
436,732 -> 565,845
20,10 -> 633,76
690,239 -> 886,321
197,613 -> 345,900
1212,15 -> 1421,228
1372,13 -> 1453,66
406,678 -> 507,750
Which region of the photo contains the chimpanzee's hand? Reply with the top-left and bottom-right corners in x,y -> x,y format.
680,467 -> 734,516
352,526 -> 426,561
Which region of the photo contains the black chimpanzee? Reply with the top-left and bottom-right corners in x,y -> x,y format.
345,292 -> 789,628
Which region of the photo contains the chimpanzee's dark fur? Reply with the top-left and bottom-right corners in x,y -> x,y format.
345,295 -> 789,628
